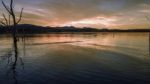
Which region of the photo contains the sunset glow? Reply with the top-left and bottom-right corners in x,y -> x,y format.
60,16 -> 117,28
0,0 -> 150,29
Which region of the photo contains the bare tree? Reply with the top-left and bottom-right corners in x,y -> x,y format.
0,1 -> 24,82
1,0 -> 23,42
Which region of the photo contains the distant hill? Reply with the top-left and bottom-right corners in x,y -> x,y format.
0,24 -> 150,34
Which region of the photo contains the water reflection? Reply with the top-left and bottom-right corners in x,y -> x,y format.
9,38 -> 19,84
0,36 -> 25,84
22,36 -> 26,57
0,33 -> 150,84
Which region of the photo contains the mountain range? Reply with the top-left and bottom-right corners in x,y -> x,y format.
0,24 -> 150,34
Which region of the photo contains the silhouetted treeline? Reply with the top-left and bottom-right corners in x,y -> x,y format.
0,24 -> 150,34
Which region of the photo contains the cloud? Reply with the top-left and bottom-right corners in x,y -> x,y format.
0,0 -> 150,29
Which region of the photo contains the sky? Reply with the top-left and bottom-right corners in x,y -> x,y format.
0,0 -> 150,29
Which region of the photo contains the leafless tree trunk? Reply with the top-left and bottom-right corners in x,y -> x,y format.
1,0 -> 23,42
1,1 -> 24,83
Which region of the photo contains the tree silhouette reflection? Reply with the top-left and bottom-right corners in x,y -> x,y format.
6,36 -> 25,84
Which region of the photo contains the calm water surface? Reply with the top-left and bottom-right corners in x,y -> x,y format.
0,32 -> 150,84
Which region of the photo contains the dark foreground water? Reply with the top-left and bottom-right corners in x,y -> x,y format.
0,32 -> 150,84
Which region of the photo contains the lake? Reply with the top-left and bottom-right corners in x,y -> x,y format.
0,32 -> 150,84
